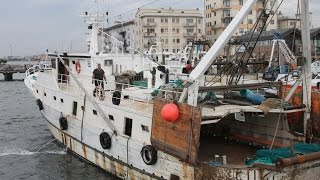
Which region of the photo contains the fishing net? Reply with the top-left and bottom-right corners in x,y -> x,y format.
246,143 -> 320,166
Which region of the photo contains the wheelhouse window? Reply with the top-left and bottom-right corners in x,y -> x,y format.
72,101 -> 78,116
124,117 -> 133,137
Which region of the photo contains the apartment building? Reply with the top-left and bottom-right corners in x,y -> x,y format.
278,16 -> 301,29
135,8 -> 203,53
102,20 -> 135,53
204,0 -> 278,43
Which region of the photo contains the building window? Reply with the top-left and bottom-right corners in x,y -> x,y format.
248,19 -> 253,24
270,20 -> 274,24
177,39 -> 180,43
172,28 -> 176,33
223,10 -> 231,17
164,18 -> 168,23
270,0 -> 275,6
224,0 -> 230,7
147,18 -> 154,23
124,117 -> 133,137
72,101 -> 78,116
249,10 -> 252,15
53,96 -> 56,100
186,18 -> 194,23
176,28 -> 180,33
239,28 -> 244,33
161,28 -> 164,33
172,18 -> 175,23
239,0 -> 243,5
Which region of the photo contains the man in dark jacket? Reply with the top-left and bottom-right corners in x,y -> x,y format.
92,63 -> 106,96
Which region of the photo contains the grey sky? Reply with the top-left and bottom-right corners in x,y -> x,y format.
0,0 -> 319,57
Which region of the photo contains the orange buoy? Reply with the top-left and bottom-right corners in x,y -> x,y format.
161,103 -> 179,122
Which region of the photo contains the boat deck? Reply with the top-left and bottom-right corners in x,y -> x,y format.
59,84 -> 306,124
198,136 -> 257,165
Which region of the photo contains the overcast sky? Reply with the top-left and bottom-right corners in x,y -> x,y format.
0,0 -> 319,57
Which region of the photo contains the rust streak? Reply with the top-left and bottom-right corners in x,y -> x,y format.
102,154 -> 107,170
94,151 -> 99,166
110,160 -> 116,175
182,162 -> 188,179
83,145 -> 87,159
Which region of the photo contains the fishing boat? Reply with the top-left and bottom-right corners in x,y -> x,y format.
25,0 -> 320,179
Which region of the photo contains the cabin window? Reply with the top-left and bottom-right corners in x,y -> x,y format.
109,115 -> 114,121
93,110 -> 97,115
36,90 -> 39,93
51,58 -> 56,69
104,59 -> 113,66
124,117 -> 133,137
60,98 -> 64,103
141,125 -> 149,132
72,101 -> 78,116
53,96 -> 56,100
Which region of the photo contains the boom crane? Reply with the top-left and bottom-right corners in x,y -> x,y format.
188,0 -> 258,82
186,0 -> 259,106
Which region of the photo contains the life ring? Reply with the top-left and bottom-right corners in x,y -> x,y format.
141,145 -> 157,165
59,117 -> 68,130
36,99 -> 43,110
75,61 -> 81,74
112,91 -> 121,105
99,132 -> 112,149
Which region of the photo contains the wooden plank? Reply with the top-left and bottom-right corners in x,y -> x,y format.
151,98 -> 201,165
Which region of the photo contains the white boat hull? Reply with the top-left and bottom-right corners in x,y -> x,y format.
42,109 -> 162,180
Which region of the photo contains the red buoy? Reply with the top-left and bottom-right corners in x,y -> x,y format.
161,103 -> 179,122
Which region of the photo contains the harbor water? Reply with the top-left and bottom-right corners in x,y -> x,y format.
0,74 -> 114,179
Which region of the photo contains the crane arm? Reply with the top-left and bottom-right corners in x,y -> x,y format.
188,0 -> 258,82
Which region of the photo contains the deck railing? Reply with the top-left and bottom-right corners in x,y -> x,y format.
56,73 -> 182,105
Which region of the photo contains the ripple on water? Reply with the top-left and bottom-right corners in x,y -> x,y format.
0,80 -> 115,179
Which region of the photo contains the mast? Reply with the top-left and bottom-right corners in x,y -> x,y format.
300,0 -> 312,139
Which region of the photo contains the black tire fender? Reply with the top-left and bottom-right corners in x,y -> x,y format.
36,99 -> 44,110
141,145 -> 157,165
112,91 -> 121,105
100,132 -> 112,149
59,117 -> 68,130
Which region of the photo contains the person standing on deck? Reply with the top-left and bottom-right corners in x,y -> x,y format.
185,60 -> 192,74
92,63 -> 106,96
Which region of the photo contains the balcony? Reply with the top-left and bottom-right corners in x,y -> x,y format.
211,5 -> 231,12
143,32 -> 157,37
143,22 -> 157,27
211,24 -> 228,30
222,13 -> 233,18
183,33 -> 195,37
183,22 -> 196,27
